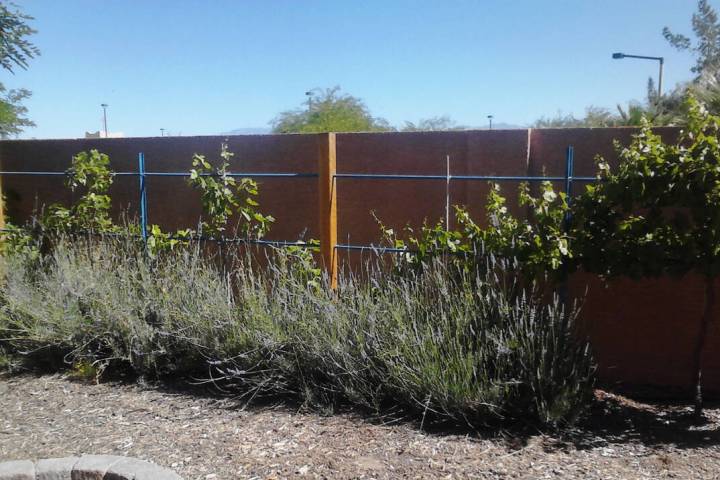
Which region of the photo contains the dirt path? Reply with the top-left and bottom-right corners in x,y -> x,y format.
1,374 -> 719,479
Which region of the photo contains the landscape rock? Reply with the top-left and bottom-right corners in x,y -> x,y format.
105,458 -> 182,480
0,460 -> 35,480
70,456 -> 124,480
36,457 -> 79,480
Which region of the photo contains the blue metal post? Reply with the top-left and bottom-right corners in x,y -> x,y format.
557,145 -> 575,307
564,145 -> 574,230
138,153 -> 148,243
564,146 -> 574,201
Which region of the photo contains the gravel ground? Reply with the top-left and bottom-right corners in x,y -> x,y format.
1,374 -> 719,479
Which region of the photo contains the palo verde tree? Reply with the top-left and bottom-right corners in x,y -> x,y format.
271,86 -> 392,133
573,95 -> 720,416
401,115 -> 465,132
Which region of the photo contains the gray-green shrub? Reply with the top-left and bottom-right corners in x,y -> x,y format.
0,237 -> 594,428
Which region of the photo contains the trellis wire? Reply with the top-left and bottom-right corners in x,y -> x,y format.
0,146 -> 588,255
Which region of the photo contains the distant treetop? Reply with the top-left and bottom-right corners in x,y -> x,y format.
270,86 -> 392,134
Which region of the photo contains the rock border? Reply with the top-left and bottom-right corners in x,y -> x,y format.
0,455 -> 182,480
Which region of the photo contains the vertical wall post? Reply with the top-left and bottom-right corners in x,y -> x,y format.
319,133 -> 338,289
0,148 -> 5,231
138,152 -> 148,244
558,145 -> 575,307
0,178 -> 4,233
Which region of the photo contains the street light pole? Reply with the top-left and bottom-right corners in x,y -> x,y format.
612,52 -> 665,97
487,115 -> 493,130
100,103 -> 109,138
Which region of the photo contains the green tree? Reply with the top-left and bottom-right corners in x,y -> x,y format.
271,87 -> 392,133
0,84 -> 33,138
533,92 -> 686,128
0,1 -> 39,73
401,115 -> 465,131
663,0 -> 720,78
0,1 -> 38,138
536,1 -> 720,129
533,106 -> 622,128
573,95 -> 720,416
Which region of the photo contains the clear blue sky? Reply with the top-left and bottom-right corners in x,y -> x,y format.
5,0 -> 706,138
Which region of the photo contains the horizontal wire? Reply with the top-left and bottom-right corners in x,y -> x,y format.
334,173 -> 597,182
0,228 -> 317,249
0,157 -> 591,255
0,171 -> 318,178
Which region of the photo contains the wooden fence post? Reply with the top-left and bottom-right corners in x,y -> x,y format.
0,150 -> 4,231
319,132 -> 338,289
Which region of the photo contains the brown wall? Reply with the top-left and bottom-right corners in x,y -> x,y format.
335,129 -> 530,268
1,128 -> 717,395
0,134 -> 321,241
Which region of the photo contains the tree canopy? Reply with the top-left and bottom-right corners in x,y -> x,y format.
533,106 -> 627,128
270,87 -> 392,134
663,0 -> 720,78
0,1 -> 38,138
0,85 -> 33,138
0,1 -> 39,73
534,1 -> 720,129
271,87 -> 468,133
401,115 -> 465,132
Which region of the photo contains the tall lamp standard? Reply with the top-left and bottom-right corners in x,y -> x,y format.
487,115 -> 493,130
100,103 -> 109,138
612,52 -> 664,98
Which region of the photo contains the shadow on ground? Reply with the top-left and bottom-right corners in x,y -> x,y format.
2,368 -> 719,452
143,374 -> 720,452
561,390 -> 720,450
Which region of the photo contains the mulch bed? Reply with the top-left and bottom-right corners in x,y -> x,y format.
1,374 -> 719,479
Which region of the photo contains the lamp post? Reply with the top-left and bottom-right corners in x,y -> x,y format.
487,115 -> 493,130
100,103 -> 109,138
612,52 -> 664,98
160,128 -> 165,137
